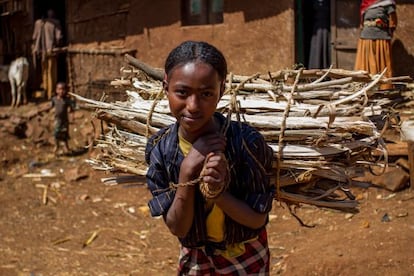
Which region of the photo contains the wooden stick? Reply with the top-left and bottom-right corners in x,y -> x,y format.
279,190 -> 358,209
331,69 -> 386,106
42,185 -> 48,205
276,68 -> 302,200
97,112 -> 159,136
227,77 -> 353,92
68,47 -> 135,55
83,231 -> 99,248
311,65 -> 333,84
124,54 -> 164,81
408,142 -> 414,188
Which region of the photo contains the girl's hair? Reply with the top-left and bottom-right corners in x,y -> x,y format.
164,41 -> 227,81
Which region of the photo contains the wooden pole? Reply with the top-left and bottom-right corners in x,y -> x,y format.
401,120 -> 414,188
408,142 -> 414,188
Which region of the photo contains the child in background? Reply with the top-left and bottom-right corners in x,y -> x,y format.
51,82 -> 75,155
145,41 -> 274,275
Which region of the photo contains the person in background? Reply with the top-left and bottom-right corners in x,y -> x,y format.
308,0 -> 331,69
32,9 -> 63,99
51,82 -> 75,155
354,0 -> 397,90
145,41 -> 274,274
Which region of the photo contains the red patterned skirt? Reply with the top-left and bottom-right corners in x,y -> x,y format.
177,229 -> 270,275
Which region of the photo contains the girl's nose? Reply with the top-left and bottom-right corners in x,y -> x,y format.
186,94 -> 200,112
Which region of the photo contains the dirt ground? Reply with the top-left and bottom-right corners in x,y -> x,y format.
0,103 -> 414,276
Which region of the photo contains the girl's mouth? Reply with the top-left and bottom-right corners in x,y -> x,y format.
182,116 -> 201,123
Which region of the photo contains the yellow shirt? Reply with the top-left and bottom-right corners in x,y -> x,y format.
178,134 -> 255,258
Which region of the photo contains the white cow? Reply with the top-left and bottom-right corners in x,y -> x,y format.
8,57 -> 29,107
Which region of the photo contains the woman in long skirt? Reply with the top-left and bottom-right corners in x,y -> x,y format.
354,0 -> 397,90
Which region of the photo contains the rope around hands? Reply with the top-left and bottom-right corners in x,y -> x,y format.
169,152 -> 230,199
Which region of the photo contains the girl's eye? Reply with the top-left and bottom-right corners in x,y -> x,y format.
201,91 -> 213,98
175,90 -> 187,96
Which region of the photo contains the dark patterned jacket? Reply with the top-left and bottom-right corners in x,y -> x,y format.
145,112 -> 274,247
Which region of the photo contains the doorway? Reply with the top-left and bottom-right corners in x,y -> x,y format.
330,0 -> 360,70
296,0 -> 331,69
296,0 -> 360,70
32,0 -> 67,92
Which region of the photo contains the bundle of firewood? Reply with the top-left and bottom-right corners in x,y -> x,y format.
73,55 -> 412,211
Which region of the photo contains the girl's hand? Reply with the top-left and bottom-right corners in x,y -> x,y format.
192,133 -> 226,156
202,152 -> 229,191
180,133 -> 226,179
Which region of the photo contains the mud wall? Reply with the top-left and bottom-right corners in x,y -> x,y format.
0,0 -> 33,63
123,0 -> 295,74
66,0 -> 295,96
67,48 -> 136,100
66,0 -> 414,98
392,2 -> 414,77
0,0 -> 34,104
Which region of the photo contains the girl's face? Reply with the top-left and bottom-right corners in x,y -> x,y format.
165,61 -> 223,142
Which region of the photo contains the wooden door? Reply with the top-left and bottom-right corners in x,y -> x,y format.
330,0 -> 360,69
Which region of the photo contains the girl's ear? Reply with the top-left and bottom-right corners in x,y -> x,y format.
163,73 -> 169,93
220,80 -> 226,96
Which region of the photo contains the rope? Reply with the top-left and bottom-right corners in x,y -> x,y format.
146,87 -> 164,138
152,149 -> 231,199
276,69 -> 302,201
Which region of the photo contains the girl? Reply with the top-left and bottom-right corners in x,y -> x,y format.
145,41 -> 274,275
